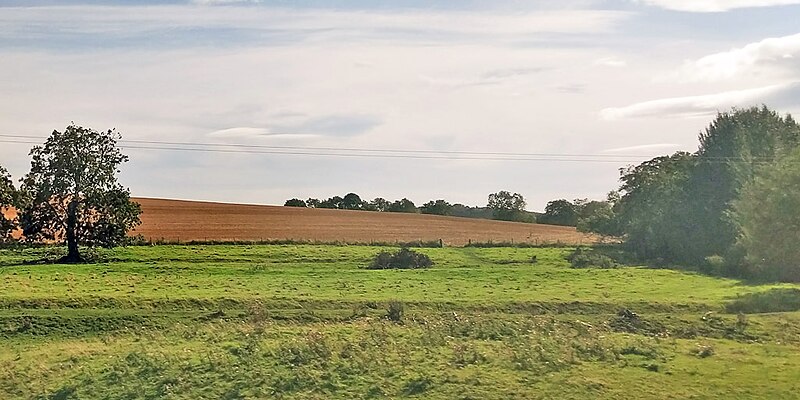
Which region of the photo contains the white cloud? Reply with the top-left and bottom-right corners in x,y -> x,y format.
191,0 -> 261,4
676,33 -> 800,81
0,6 -> 632,44
594,57 -> 627,67
602,143 -> 682,153
633,0 -> 800,12
600,82 -> 800,120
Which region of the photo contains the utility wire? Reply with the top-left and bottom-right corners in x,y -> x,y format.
0,134 -> 783,164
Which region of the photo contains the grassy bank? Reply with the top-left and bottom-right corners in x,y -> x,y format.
1,245 -> 799,399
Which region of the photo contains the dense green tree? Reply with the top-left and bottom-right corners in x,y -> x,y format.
420,199 -> 453,216
538,199 -> 578,226
686,106 -> 800,262
733,148 -> 800,281
595,107 -> 800,266
363,197 -> 389,212
284,198 -> 307,207
387,198 -> 417,213
0,165 -> 18,241
342,193 -> 365,210
18,125 -> 141,262
305,198 -> 321,208
487,191 -> 526,221
449,203 -> 494,220
614,152 -> 698,261
576,192 -> 622,237
319,196 -> 344,209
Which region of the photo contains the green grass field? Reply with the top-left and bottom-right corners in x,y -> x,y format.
2,245 -> 800,399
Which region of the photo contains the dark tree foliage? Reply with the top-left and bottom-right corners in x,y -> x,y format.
0,165 -> 18,241
589,107 -> 800,268
615,152 -> 698,261
366,248 -> 433,270
305,198 -> 321,208
18,125 -> 141,262
687,106 -> 800,261
449,204 -> 493,219
576,192 -> 623,237
387,198 -> 418,213
342,193 -> 366,210
284,198 -> 307,207
365,197 -> 390,212
319,196 -> 344,209
538,199 -> 578,226
420,199 -> 453,216
487,191 -> 528,222
734,148 -> 800,281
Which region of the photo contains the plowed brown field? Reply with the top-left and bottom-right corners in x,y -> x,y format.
131,198 -> 597,246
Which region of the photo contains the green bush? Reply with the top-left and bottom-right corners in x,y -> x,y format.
386,300 -> 405,323
365,247 -> 433,270
567,247 -> 618,269
725,288 -> 800,314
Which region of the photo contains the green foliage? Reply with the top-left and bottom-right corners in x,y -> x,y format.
342,193 -> 365,210
284,198 -> 307,207
616,151 -> 698,261
567,247 -> 619,269
0,165 -> 17,241
725,289 -> 800,314
488,191 -> 531,222
319,195 -> 344,209
18,125 -> 141,262
420,199 -> 453,215
386,300 -> 405,322
387,198 -> 418,213
365,197 -> 389,212
734,148 -> 800,282
2,245 -> 800,398
577,192 -> 623,237
366,247 -> 433,269
609,107 -> 800,272
538,199 -> 579,226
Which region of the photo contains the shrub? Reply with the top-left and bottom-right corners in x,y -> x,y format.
386,300 -> 405,323
567,247 -> 618,269
725,288 -> 800,314
365,247 -> 433,270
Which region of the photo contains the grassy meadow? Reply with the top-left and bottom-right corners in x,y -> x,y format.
2,245 -> 800,399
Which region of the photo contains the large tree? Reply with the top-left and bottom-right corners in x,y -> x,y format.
614,152 -> 698,261
733,148 -> 800,281
487,191 -> 526,221
0,165 -> 17,241
538,199 -> 578,226
687,106 -> 800,261
420,199 -> 453,216
19,124 -> 141,262
342,193 -> 365,210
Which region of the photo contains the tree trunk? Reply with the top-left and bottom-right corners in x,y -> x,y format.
63,200 -> 82,263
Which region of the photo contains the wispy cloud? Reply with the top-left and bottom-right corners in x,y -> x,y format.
0,6 -> 632,49
675,32 -> 800,81
191,0 -> 262,4
602,143 -> 682,153
594,57 -> 627,67
600,82 -> 800,120
632,0 -> 800,12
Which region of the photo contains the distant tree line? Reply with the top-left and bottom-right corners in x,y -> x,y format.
576,106 -> 800,282
285,190 -> 537,223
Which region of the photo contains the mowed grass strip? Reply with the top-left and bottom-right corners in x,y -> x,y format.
0,245 -> 793,308
2,245 -> 800,399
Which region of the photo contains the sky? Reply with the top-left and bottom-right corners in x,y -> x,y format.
1,0 -> 799,211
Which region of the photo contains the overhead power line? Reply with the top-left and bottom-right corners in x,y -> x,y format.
0,133 -> 783,164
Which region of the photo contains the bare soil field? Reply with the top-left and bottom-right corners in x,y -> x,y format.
131,198 -> 597,246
